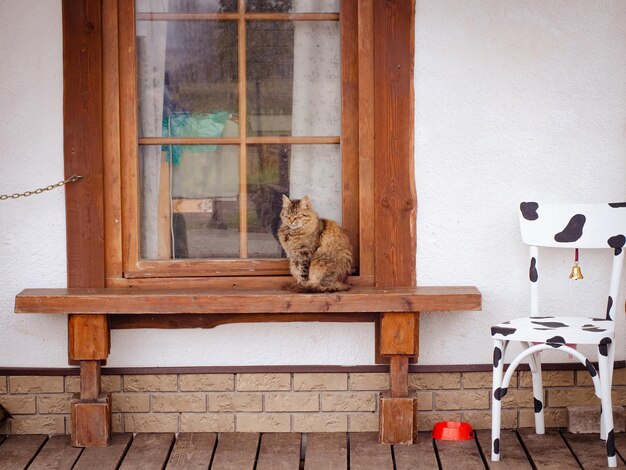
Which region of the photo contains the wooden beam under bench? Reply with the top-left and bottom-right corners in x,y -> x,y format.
15,285 -> 481,447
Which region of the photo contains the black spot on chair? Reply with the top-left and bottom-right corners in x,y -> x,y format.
582,326 -> 606,333
529,257 -> 538,282
531,321 -> 568,328
554,214 -> 586,242
546,336 -> 566,348
608,429 -> 616,457
491,326 -> 517,336
520,202 -> 539,220
493,438 -> 500,454
494,387 -> 508,400
529,316 -> 554,319
534,397 -> 543,413
493,347 -> 502,368
585,359 -> 597,377
609,202 -> 626,208
533,327 -> 556,331
606,296 -> 613,320
608,235 -> 625,256
599,337 -> 612,357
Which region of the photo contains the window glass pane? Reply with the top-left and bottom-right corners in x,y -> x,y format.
136,0 -> 238,13
137,19 -> 238,137
247,21 -> 340,137
246,0 -> 339,13
246,143 -> 342,257
139,145 -> 240,260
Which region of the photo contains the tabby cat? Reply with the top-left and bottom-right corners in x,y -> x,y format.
278,195 -> 353,292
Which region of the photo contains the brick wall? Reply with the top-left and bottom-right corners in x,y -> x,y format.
1,369 -> 625,435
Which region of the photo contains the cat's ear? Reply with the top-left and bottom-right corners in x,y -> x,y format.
282,194 -> 291,207
300,195 -> 312,209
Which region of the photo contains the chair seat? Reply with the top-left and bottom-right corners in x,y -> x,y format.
491,316 -> 614,345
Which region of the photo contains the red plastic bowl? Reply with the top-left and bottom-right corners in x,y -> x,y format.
432,421 -> 475,440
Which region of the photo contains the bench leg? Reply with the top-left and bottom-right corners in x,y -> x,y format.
379,312 -> 418,444
69,314 -> 111,447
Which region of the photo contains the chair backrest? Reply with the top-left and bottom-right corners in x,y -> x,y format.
518,202 -> 626,319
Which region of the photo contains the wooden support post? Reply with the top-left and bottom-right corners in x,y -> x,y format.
71,359 -> 111,447
390,356 -> 409,398
80,361 -> 101,400
69,316 -> 111,447
379,312 -> 418,444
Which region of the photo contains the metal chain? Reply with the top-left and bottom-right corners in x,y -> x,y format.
0,175 -> 83,200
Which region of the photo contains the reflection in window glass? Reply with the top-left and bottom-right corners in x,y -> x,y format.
245,0 -> 339,13
247,21 -> 340,137
137,20 -> 238,137
139,144 -> 240,260
136,0 -> 238,13
246,144 -> 342,258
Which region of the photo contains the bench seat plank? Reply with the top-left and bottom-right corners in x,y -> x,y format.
15,286 -> 480,315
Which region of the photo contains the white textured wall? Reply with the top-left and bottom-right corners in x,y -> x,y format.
415,0 -> 626,364
0,0 -> 624,367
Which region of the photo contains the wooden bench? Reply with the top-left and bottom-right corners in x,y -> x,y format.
15,286 -> 481,447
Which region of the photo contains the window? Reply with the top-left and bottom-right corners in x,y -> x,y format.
113,0 -> 367,282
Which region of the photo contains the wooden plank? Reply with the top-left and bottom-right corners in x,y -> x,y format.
136,12 -> 339,21
435,437 -> 484,469
475,429 -> 531,469
304,433 -> 347,470
172,198 -> 213,214
68,315 -> 109,361
238,0 -> 248,259
389,356 -> 409,397
111,274 -> 376,289
139,136 -> 340,145
118,0 -> 140,274
157,159 -> 172,258
73,433 -> 132,470
341,0 -> 360,270
393,432 -> 439,470
349,433 -> 393,469
517,429 -> 578,469
15,286 -> 482,315
256,433 -> 301,470
71,392 -> 112,447
110,312 -> 377,329
28,435 -> 83,470
561,431 -> 623,469
0,435 -> 47,470
380,313 -> 417,356
102,0 -> 123,282
357,0 -> 376,280
373,0 -> 416,289
120,433 -> 175,470
379,392 -> 417,444
80,360 -> 101,400
165,433 -> 216,470
211,432 -> 260,470
62,0 -> 105,289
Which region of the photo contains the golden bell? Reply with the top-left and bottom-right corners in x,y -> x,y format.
569,262 -> 583,280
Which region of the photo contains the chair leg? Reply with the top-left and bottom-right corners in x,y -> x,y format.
491,339 -> 505,462
525,343 -> 545,434
599,342 -> 617,467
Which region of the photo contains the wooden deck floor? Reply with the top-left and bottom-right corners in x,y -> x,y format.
0,430 -> 624,469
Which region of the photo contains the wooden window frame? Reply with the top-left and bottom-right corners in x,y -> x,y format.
103,0 -> 372,286
65,0 -> 415,292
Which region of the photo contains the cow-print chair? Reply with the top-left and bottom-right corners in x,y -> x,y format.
491,202 -> 626,467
